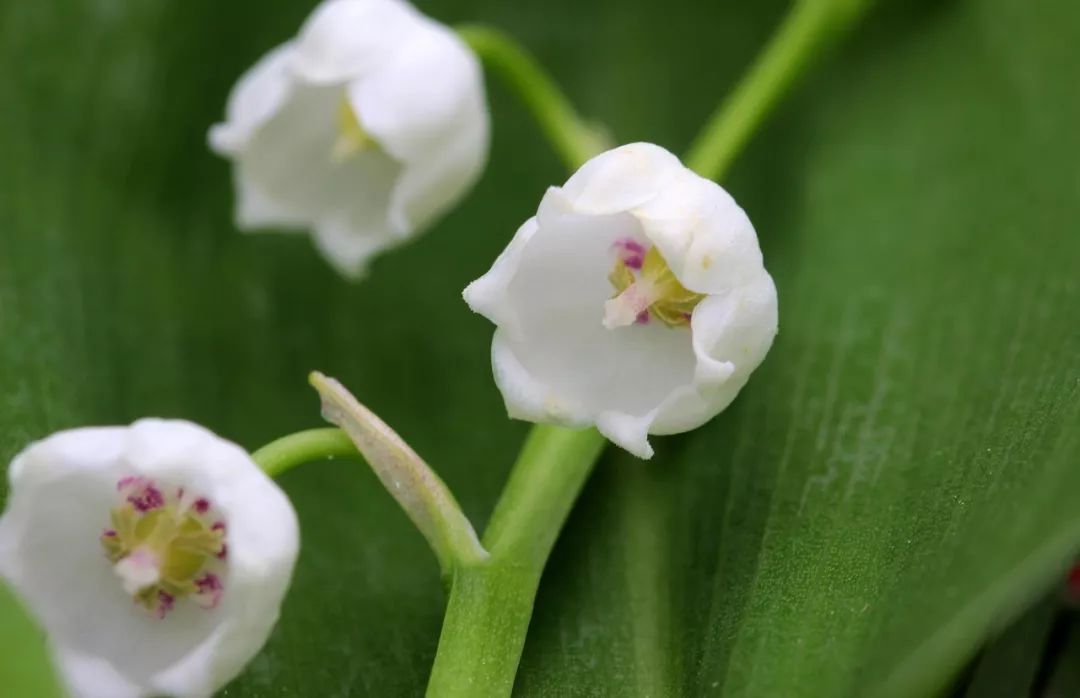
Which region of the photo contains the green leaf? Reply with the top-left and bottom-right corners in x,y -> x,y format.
961,593 -> 1058,697
0,581 -> 63,697
1,1 -> 1077,697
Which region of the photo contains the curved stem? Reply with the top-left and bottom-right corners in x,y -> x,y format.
458,24 -> 607,170
426,426 -> 606,697
251,423 -> 605,697
685,0 -> 873,181
250,427 -> 357,478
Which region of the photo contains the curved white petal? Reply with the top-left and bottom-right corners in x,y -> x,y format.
52,645 -> 142,698
595,410 -> 657,460
232,84 -> 385,224
386,111 -> 488,235
291,0 -> 424,84
312,210 -> 398,279
0,420 -> 299,698
348,25 -> 489,232
489,329 -> 591,428
464,143 -> 778,457
650,274 -> 778,435
228,79 -> 403,275
560,142 -> 684,215
464,215 -> 541,341
233,174 -> 312,231
634,171 -> 763,296
208,43 -> 297,156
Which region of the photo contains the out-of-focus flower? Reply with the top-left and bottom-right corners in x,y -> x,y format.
209,0 -> 489,278
464,142 -> 778,458
0,419 -> 299,698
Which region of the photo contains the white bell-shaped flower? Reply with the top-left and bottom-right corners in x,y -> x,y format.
0,419 -> 300,698
464,143 -> 778,458
209,0 -> 490,278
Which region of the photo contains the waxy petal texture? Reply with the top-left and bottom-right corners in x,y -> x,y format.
465,143 -> 778,458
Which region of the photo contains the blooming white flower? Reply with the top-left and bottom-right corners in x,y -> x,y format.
209,0 -> 489,278
464,143 -> 778,459
0,419 -> 299,698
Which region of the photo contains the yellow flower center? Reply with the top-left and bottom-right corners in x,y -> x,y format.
604,245 -> 705,329
101,479 -> 225,617
331,94 -> 374,163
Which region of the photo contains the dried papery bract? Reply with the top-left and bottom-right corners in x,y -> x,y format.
309,371 -> 487,574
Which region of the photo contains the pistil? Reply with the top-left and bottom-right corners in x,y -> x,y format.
331,94 -> 374,162
604,243 -> 704,329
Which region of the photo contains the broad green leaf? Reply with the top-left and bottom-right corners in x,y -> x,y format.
1,1 -> 1077,698
0,581 -> 63,697
514,1 -> 1080,695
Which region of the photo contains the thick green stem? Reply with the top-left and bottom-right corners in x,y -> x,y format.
250,427 -> 357,478
426,425 -> 606,697
482,426 -> 608,562
458,24 -> 607,170
685,0 -> 873,181
426,562 -> 537,697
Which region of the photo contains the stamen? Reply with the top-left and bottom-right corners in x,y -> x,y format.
101,478 -> 226,618
212,522 -> 227,559
331,94 -> 374,163
604,245 -> 704,329
613,238 -> 646,270
119,477 -> 165,512
195,574 -> 224,609
156,591 -> 175,620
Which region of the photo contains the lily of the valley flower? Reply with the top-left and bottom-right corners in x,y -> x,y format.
209,0 -> 489,278
464,142 -> 778,459
0,419 -> 299,698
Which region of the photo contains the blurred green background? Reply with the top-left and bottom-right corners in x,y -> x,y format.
1,0 -> 1078,696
